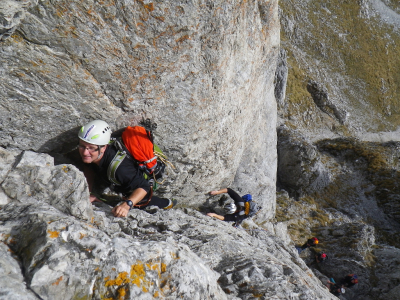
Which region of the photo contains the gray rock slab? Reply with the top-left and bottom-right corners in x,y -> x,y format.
0,243 -> 39,300
0,0 -> 279,214
0,202 -> 226,300
1,149 -> 93,220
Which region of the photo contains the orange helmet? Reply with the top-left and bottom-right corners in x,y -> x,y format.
312,237 -> 319,244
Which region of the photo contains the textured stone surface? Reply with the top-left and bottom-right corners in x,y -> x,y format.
0,203 -> 226,300
277,126 -> 328,199
0,0 -> 279,215
0,148 -> 336,300
0,0 -> 37,41
275,129 -> 400,299
0,242 -> 38,300
274,48 -> 288,109
1,149 -> 93,221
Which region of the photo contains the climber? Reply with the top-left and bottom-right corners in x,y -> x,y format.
206,188 -> 261,227
315,251 -> 328,263
295,237 -> 319,254
340,274 -> 358,288
77,120 -> 175,218
326,278 -> 345,297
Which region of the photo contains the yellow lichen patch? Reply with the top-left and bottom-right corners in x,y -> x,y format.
104,271 -> 130,287
11,33 -> 24,43
48,230 -> 60,239
161,263 -> 167,273
61,165 -> 69,173
131,263 -> 145,278
103,261 -> 167,296
79,233 -> 86,239
151,263 -> 160,274
52,276 -> 63,286
130,263 -> 146,287
117,286 -> 127,299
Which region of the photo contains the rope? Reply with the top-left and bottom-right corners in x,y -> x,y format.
152,151 -> 175,185
155,151 -> 175,169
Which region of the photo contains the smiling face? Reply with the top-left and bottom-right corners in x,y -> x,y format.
78,140 -> 107,164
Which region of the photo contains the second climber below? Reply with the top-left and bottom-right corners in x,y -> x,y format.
207,188 -> 261,227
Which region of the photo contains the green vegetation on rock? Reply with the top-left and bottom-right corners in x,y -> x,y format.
280,0 -> 400,132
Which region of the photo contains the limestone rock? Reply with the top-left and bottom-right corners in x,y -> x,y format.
0,0 -> 37,41
0,202 -> 226,300
0,0 -> 279,213
0,148 -> 93,221
0,242 -> 39,300
0,150 -> 337,299
275,48 -> 288,108
306,80 -> 346,125
277,126 -> 328,198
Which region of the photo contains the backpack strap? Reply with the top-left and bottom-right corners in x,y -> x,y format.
107,150 -> 127,186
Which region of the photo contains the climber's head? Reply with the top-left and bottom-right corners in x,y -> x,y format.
224,203 -> 237,214
78,120 -> 111,163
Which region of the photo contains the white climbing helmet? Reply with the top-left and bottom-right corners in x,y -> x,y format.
78,120 -> 112,145
224,203 -> 237,214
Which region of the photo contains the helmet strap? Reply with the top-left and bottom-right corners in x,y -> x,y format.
95,145 -> 105,161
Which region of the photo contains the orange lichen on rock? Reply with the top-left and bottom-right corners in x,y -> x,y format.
161,263 -> 167,273
52,276 -> 63,286
144,3 -> 154,12
130,263 -> 146,287
103,260 -> 168,296
117,286 -> 127,299
48,230 -> 60,239
104,271 -> 130,287
176,35 -> 190,43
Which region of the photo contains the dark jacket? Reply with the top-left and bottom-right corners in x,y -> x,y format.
340,275 -> 357,288
94,143 -> 150,196
223,188 -> 248,226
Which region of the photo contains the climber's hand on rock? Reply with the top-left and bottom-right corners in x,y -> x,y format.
111,202 -> 130,217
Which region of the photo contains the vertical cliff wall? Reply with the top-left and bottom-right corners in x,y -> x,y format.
0,0 -> 279,215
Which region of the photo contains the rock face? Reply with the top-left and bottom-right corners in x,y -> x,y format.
276,1 -> 400,299
0,0 -> 279,216
0,149 -> 336,300
0,148 -> 93,220
275,135 -> 400,299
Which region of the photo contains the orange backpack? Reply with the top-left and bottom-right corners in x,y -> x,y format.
122,126 -> 157,174
107,125 -> 168,188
